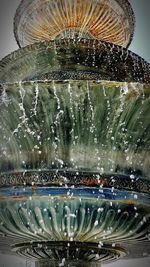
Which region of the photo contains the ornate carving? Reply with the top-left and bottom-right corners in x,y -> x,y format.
0,171 -> 150,194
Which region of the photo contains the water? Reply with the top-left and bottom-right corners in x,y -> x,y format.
0,39 -> 149,84
0,80 -> 149,178
0,0 -> 150,265
0,80 -> 150,266
0,186 -> 149,263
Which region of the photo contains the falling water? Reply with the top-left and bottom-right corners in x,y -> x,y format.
0,80 -> 150,267
32,83 -> 39,116
0,80 -> 149,178
0,0 -> 150,266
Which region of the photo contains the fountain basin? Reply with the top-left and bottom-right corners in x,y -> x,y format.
0,80 -> 150,265
0,186 -> 149,265
0,39 -> 149,83
14,0 -> 135,47
0,0 -> 150,266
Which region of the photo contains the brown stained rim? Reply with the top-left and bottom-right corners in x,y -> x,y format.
0,39 -> 149,84
13,0 -> 135,48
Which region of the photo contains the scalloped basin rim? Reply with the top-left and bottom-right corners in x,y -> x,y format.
0,39 -> 150,83
1,80 -> 150,87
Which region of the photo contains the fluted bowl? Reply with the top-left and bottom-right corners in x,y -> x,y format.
14,0 -> 135,47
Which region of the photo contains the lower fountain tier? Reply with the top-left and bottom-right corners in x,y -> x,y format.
0,187 -> 150,263
14,241 -> 126,267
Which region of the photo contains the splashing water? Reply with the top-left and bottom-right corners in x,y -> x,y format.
32,83 -> 39,116
0,80 -> 149,178
0,80 -> 150,267
0,0 -> 150,266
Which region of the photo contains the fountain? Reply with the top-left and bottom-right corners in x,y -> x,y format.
0,0 -> 150,266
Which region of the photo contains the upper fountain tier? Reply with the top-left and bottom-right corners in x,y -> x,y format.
14,0 -> 135,48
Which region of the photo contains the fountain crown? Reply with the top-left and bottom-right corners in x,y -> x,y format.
14,0 -> 135,47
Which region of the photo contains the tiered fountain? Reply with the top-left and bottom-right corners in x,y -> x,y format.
0,0 -> 150,266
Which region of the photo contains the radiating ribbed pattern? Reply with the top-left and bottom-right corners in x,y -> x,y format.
14,0 -> 135,47
0,196 -> 149,251
15,241 -> 126,266
0,1 -> 149,267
